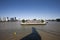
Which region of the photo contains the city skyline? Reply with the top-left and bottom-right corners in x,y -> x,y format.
0,0 -> 60,19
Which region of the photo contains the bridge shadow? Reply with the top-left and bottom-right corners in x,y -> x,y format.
20,27 -> 41,40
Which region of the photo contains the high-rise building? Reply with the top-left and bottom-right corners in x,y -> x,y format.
10,17 -> 15,21
7,17 -> 9,21
2,17 -> 7,21
14,17 -> 16,20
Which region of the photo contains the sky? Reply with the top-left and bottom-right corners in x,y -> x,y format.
0,0 -> 60,20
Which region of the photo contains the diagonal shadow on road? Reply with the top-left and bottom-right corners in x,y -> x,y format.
20,27 -> 41,40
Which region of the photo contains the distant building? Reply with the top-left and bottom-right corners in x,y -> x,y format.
10,18 -> 15,21
14,17 -> 16,20
7,17 -> 9,21
2,17 -> 7,21
0,17 -> 2,21
0,17 -> 9,21
10,17 -> 17,21
0,17 -> 17,22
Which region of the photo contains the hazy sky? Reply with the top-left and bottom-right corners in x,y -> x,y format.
0,0 -> 60,19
